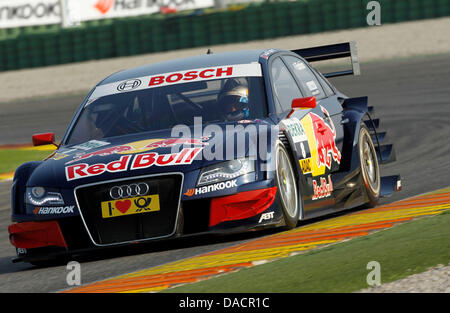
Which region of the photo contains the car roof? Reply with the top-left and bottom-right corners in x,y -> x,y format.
99,49 -> 277,85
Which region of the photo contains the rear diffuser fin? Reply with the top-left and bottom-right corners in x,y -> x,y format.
364,118 -> 380,129
376,144 -> 396,164
371,131 -> 387,143
342,96 -> 368,113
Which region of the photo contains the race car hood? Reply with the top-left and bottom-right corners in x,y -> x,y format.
26,120 -> 276,188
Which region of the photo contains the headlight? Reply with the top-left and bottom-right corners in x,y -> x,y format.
25,187 -> 64,206
197,158 -> 255,186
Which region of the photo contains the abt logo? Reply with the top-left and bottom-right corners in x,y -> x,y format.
95,0 -> 115,14
259,211 -> 274,223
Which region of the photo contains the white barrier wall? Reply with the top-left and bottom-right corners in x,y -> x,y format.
0,0 -> 215,28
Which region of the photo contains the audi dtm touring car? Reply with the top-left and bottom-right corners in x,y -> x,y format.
8,42 -> 401,264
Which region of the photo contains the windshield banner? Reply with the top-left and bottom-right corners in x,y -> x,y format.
87,63 -> 263,103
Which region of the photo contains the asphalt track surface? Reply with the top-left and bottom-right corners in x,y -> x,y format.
0,54 -> 449,292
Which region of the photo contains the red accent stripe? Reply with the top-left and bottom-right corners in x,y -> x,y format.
8,221 -> 67,249
209,187 -> 277,227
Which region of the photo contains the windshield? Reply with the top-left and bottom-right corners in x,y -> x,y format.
65,76 -> 267,145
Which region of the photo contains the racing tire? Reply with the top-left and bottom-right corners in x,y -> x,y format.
275,142 -> 300,229
358,125 -> 381,207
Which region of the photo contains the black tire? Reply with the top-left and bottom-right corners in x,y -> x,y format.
358,125 -> 381,207
275,142 -> 300,229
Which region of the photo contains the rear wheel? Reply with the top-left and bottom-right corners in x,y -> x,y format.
358,125 -> 380,207
275,142 -> 299,229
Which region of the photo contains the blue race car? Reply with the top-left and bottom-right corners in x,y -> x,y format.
8,42 -> 401,264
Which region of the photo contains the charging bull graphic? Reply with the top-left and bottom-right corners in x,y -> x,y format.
300,106 -> 342,176
309,106 -> 341,170
66,138 -> 208,164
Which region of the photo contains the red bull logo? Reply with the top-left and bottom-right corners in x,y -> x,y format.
65,147 -> 203,181
309,107 -> 341,170
66,138 -> 208,164
67,145 -> 132,164
312,175 -> 333,200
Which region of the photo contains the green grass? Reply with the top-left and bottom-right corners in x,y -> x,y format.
0,149 -> 53,174
164,211 -> 450,293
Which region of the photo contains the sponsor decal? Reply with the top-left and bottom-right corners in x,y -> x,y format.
67,137 -> 207,164
94,0 -> 213,18
0,0 -> 214,29
260,49 -> 277,60
65,147 -> 202,181
130,147 -> 202,169
306,80 -> 318,91
101,194 -> 160,218
306,80 -> 320,96
88,63 -> 262,101
300,142 -> 306,159
95,0 -> 114,14
66,155 -> 131,181
0,1 -> 60,28
258,211 -> 274,223
312,175 -> 333,200
299,158 -> 312,174
116,79 -> 142,92
109,183 -> 149,200
72,140 -> 110,151
17,248 -> 27,255
51,153 -> 69,161
310,107 -> 341,169
292,61 -> 306,71
300,106 -> 341,176
67,145 -> 133,164
282,117 -> 307,143
51,141 -> 110,161
33,205 -> 75,215
148,67 -> 234,87
184,179 -> 237,197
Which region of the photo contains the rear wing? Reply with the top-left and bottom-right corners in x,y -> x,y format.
292,41 -> 360,78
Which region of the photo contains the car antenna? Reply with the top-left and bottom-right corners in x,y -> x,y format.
206,49 -> 213,54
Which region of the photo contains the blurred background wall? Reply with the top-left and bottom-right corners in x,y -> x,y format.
0,0 -> 449,71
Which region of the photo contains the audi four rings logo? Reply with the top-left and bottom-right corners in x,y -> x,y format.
109,183 -> 149,199
117,79 -> 142,92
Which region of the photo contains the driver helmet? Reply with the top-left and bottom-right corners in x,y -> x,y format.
218,79 -> 250,121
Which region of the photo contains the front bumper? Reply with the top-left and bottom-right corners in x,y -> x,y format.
9,182 -> 282,263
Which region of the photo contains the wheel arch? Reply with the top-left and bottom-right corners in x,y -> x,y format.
11,161 -> 43,218
276,130 -> 307,220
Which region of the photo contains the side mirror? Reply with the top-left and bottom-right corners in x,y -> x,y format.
32,133 -> 56,147
292,96 -> 317,109
288,96 -> 317,117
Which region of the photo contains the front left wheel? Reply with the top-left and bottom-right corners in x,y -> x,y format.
275,142 -> 300,229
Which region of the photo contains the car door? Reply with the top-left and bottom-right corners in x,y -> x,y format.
269,56 -> 336,216
274,54 -> 347,216
282,55 -> 345,176
269,56 -> 321,169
